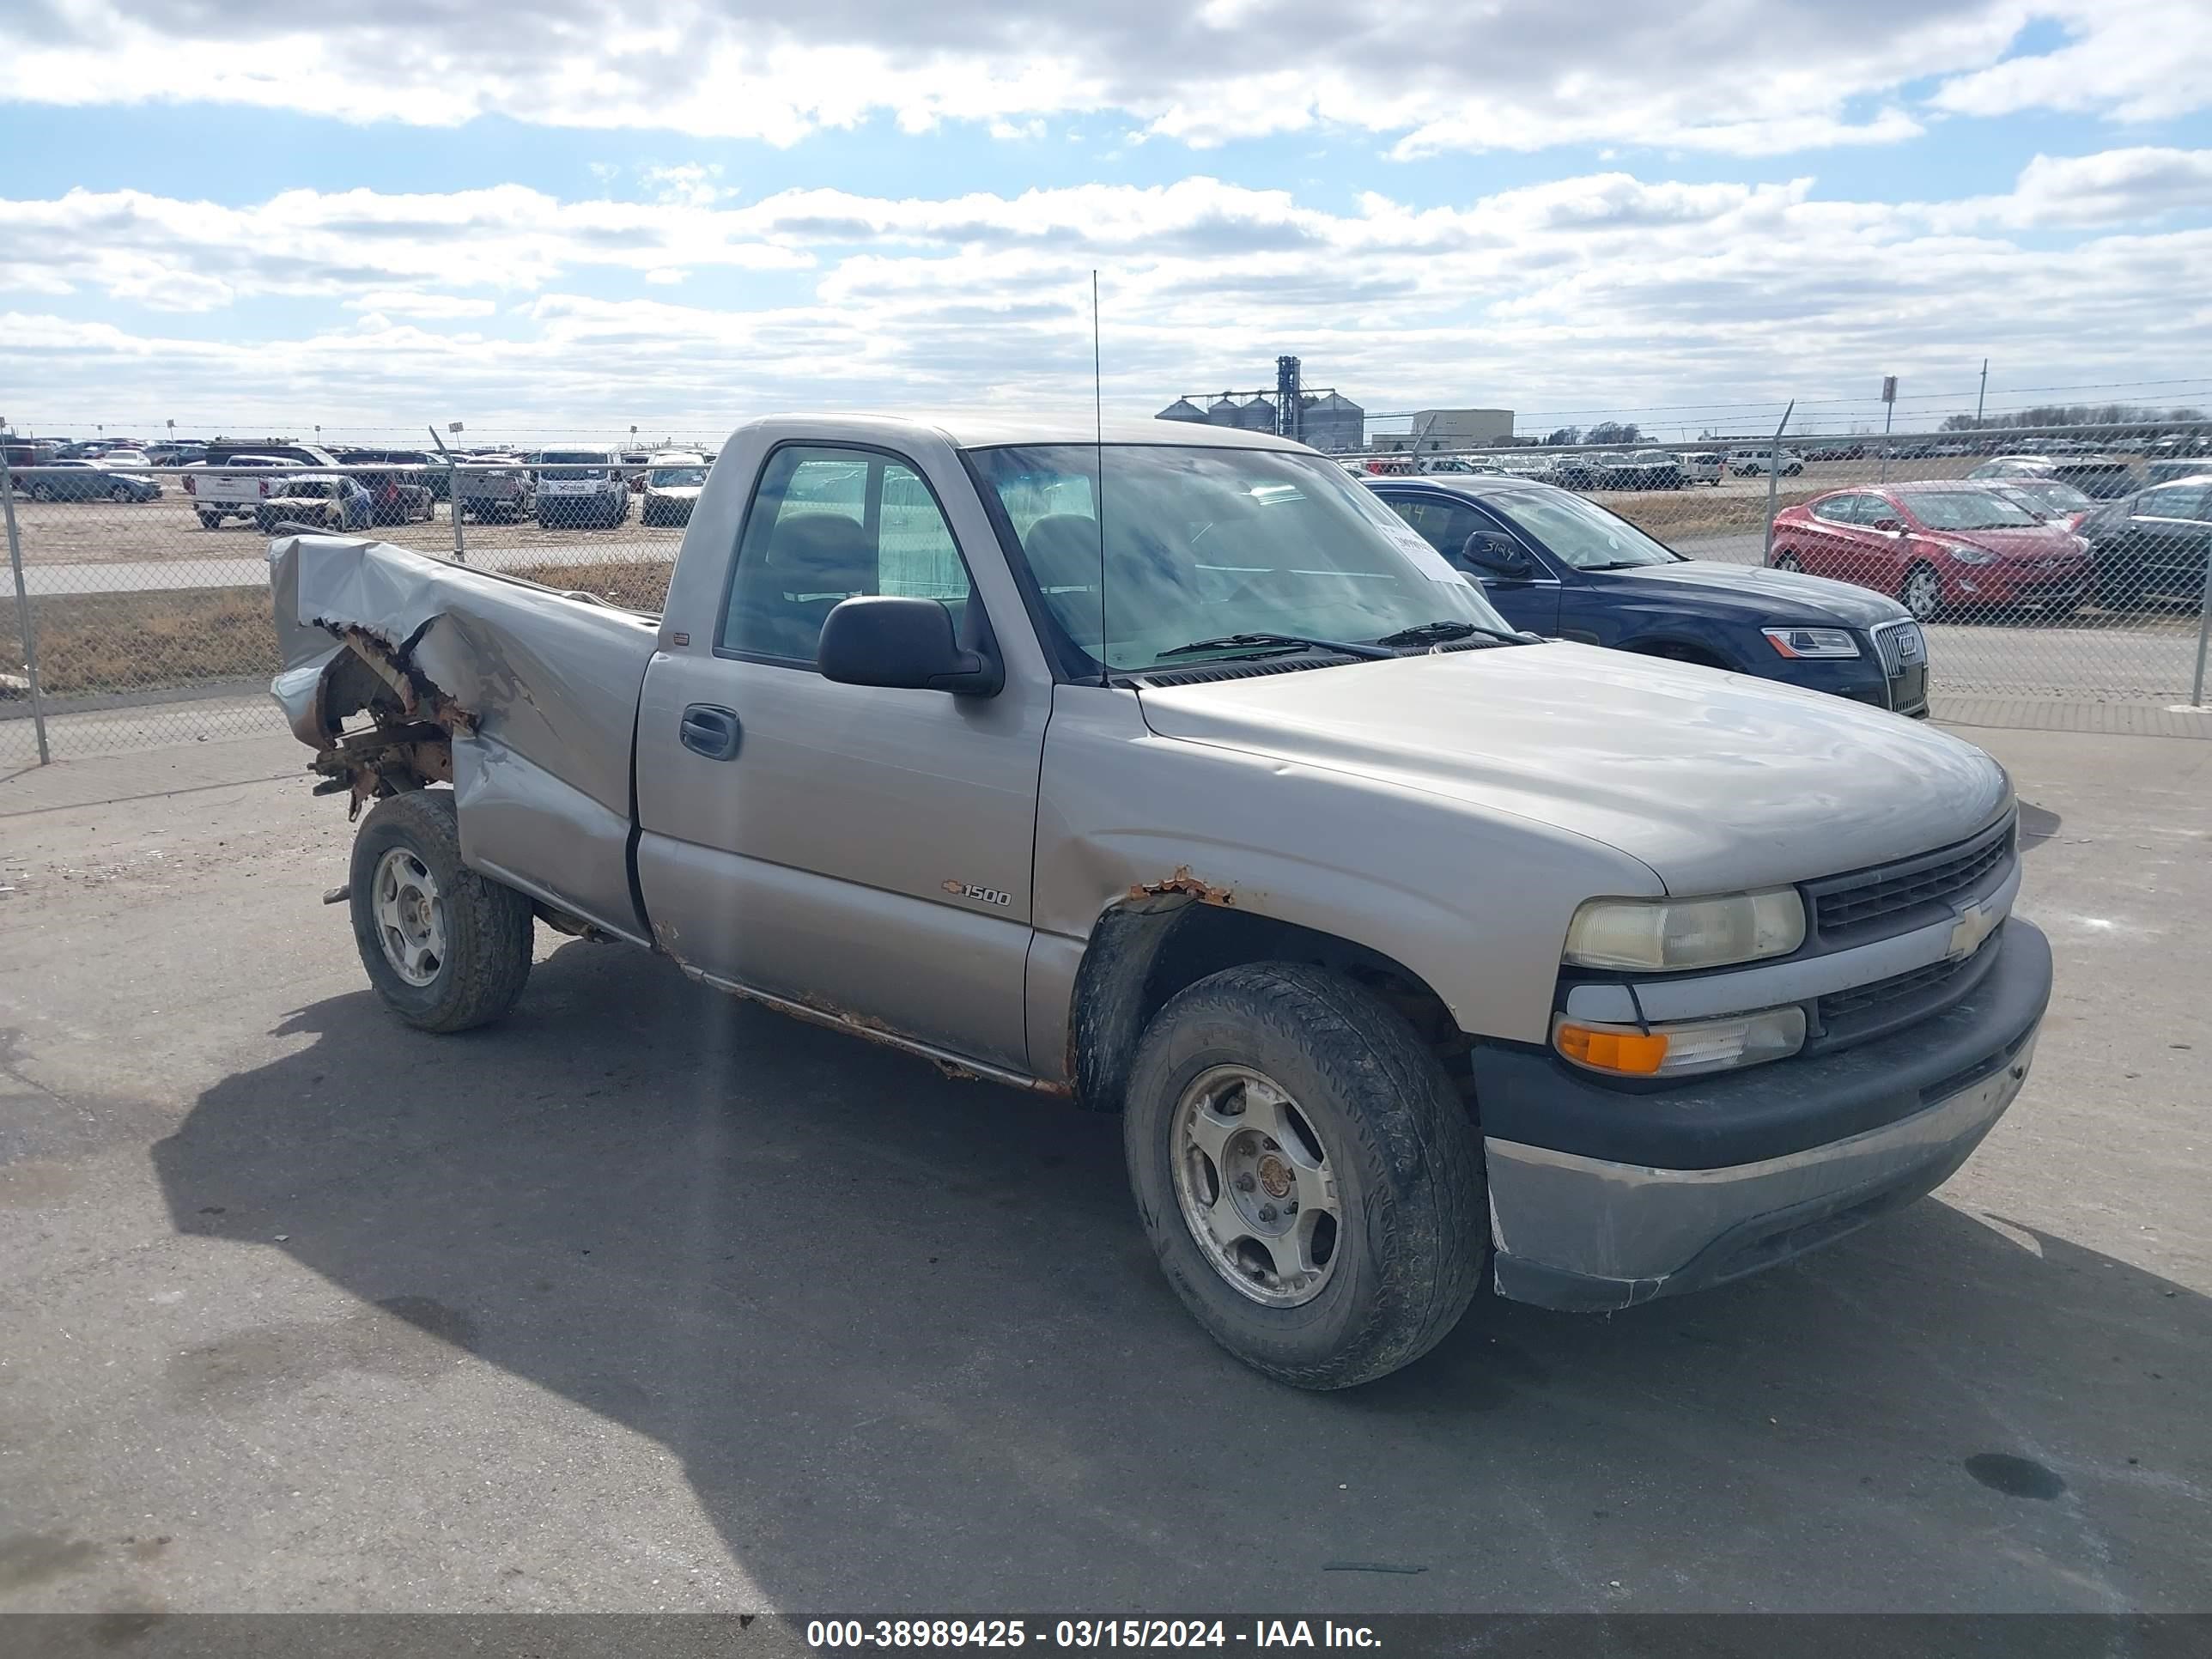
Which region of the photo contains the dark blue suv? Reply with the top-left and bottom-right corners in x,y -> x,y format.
1368,476 -> 1929,717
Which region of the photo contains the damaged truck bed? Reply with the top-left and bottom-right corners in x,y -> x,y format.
274,533 -> 661,944
269,413 -> 2050,1392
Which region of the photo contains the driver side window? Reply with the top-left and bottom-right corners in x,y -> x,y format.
1387,497 -> 1489,562
719,447 -> 974,667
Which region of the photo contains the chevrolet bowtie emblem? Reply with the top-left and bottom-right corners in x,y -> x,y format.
1947,901 -> 2001,962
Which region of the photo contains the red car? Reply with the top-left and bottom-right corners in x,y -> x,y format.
1768,482 -> 2091,622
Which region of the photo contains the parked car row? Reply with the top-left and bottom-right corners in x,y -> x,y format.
14,459 -> 164,502
1367,475 -> 1931,715
1768,476 -> 2210,618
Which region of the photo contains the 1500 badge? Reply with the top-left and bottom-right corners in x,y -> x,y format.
942,880 -> 1012,907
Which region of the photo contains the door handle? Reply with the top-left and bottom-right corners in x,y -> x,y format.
679,703 -> 741,761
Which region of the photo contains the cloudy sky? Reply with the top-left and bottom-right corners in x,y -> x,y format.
3,0 -> 2209,441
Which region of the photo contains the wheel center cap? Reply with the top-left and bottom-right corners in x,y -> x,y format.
1255,1153 -> 1294,1200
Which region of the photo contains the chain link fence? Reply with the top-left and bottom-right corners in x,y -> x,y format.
1,441 -> 693,770
5,421 -> 2209,771
1340,420 -> 2212,712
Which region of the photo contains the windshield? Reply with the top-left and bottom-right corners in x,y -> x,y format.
1909,490 -> 2041,531
969,443 -> 1510,675
649,466 -> 708,488
2003,480 -> 2092,514
540,450 -> 611,480
1482,488 -> 1680,569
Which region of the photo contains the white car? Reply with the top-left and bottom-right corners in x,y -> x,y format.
1728,447 -> 1804,477
640,451 -> 710,527
1681,452 -> 1725,485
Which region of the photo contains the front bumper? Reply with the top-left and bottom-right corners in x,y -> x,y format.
1754,653 -> 1926,717
1480,918 -> 2051,1312
1945,564 -> 2089,605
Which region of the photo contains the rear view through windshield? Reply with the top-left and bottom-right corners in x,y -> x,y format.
1910,491 -> 2042,531
969,443 -> 1510,676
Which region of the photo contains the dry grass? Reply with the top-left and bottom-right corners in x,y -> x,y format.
1605,485 -> 1822,542
2,585 -> 278,699
0,556 -> 672,704
507,556 -> 675,613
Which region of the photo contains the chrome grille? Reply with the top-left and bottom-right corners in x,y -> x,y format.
1820,951 -> 1976,1022
1809,813 -> 2015,939
1871,620 -> 1926,677
1812,927 -> 2003,1050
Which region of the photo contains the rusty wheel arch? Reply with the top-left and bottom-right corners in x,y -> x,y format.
1067,896 -> 1474,1118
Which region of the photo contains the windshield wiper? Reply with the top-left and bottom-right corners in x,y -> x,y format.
1157,631 -> 1396,662
1372,618 -> 1534,647
1577,559 -> 1669,571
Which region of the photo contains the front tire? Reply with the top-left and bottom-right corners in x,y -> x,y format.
1772,551 -> 1803,572
1122,963 -> 1486,1390
349,789 -> 534,1033
1901,562 -> 1944,623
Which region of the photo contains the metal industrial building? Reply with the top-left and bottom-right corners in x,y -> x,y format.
1370,407 -> 1516,453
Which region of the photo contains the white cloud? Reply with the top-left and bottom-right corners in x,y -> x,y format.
641,163 -> 734,207
3,157 -> 2208,432
1931,0 -> 2212,123
0,185 -> 812,316
344,289 -> 501,319
0,2 -> 2202,156
1926,149 -> 2212,228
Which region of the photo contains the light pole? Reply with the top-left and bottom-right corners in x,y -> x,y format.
435,421 -> 467,562
1,410 -> 50,764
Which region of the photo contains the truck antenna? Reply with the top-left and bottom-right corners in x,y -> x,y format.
1092,270 -> 1108,686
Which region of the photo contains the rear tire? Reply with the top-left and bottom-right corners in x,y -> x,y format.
30,483 -> 55,503
1122,963 -> 1486,1390
1772,551 -> 1803,572
349,789 -> 534,1033
197,511 -> 222,530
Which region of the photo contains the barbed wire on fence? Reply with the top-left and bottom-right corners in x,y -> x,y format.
4,422 -> 2209,771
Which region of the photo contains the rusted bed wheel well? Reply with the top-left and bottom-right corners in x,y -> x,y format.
1069,900 -> 1474,1118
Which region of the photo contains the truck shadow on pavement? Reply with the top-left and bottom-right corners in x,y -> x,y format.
151,940 -> 2206,1610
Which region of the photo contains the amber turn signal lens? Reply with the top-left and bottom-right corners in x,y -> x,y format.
1554,1024 -> 1668,1074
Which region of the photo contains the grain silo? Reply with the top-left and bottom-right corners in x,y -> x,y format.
1206,395 -> 1244,429
1156,398 -> 1206,424
1300,392 -> 1365,453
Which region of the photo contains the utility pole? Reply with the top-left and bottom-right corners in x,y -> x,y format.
1976,359 -> 1988,427
1879,375 -> 1897,484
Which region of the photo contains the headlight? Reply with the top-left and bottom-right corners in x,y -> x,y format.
1564,889 -> 1805,971
1555,1006 -> 1807,1078
1762,626 -> 1860,659
1945,544 -> 1998,565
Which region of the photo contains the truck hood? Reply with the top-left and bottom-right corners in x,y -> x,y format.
1596,560 -> 1908,628
1134,642 -> 2008,893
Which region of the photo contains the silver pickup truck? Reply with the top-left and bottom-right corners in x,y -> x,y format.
270,415 -> 2051,1389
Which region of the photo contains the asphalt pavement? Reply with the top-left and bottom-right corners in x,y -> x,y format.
0,723 -> 2204,1614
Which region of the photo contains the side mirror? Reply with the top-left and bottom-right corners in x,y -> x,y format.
1462,531 -> 1535,578
1872,517 -> 1905,533
817,595 -> 1001,696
